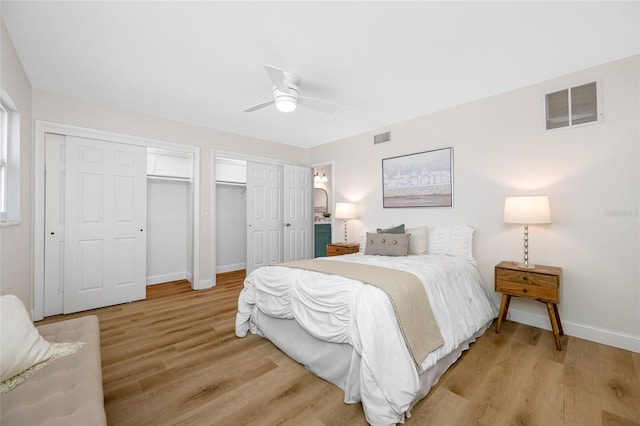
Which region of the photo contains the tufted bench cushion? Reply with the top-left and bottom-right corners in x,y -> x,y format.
0,315 -> 106,426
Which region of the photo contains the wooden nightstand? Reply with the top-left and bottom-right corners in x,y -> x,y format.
326,242 -> 360,257
494,261 -> 563,350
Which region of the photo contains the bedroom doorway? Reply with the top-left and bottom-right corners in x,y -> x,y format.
312,162 -> 333,257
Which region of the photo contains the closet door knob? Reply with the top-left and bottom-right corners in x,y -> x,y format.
285,223 -> 291,227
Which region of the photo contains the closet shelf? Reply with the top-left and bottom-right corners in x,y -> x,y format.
147,175 -> 192,182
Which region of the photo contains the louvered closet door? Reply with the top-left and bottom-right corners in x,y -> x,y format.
63,136 -> 147,314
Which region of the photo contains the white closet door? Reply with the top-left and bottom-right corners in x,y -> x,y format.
246,162 -> 283,274
44,133 -> 67,316
63,136 -> 147,314
283,165 -> 312,262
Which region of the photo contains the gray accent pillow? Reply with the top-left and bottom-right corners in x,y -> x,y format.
376,224 -> 405,234
364,232 -> 410,256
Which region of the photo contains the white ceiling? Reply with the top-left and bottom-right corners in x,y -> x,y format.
2,1 -> 639,148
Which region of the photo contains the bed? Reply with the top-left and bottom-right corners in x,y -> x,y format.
235,225 -> 498,425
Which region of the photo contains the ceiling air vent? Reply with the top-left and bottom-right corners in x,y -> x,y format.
374,131 -> 391,144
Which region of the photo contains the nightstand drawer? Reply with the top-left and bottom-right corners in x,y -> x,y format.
495,279 -> 558,302
495,269 -> 559,288
326,243 -> 359,256
327,245 -> 351,256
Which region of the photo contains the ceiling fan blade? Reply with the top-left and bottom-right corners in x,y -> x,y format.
243,99 -> 275,112
298,96 -> 338,114
264,64 -> 290,93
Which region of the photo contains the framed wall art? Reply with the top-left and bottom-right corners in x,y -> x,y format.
382,147 -> 453,208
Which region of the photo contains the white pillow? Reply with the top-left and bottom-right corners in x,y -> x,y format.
0,295 -> 56,382
359,229 -> 369,253
427,225 -> 476,264
406,226 -> 428,255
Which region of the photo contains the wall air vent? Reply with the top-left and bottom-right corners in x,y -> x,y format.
544,81 -> 601,130
374,131 -> 391,144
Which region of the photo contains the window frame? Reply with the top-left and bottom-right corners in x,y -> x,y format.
0,101 -> 7,219
0,88 -> 21,227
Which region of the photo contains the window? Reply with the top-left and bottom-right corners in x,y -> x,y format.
545,81 -> 600,130
0,89 -> 20,225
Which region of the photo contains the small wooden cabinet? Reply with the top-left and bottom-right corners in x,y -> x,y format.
494,261 -> 563,350
326,242 -> 360,257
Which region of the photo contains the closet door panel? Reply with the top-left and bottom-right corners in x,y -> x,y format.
246,162 -> 283,274
63,136 -> 146,314
44,133 -> 66,316
283,165 -> 312,262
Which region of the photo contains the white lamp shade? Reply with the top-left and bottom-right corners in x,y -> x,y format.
504,196 -> 551,224
335,202 -> 357,219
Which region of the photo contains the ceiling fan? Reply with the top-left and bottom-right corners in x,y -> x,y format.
244,65 -> 338,114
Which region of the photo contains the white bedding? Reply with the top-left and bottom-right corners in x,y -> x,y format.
235,253 -> 498,425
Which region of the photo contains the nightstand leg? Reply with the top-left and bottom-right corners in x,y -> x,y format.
496,294 -> 511,333
546,302 -> 562,350
552,303 -> 564,336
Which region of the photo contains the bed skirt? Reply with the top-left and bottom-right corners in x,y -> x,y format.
253,309 -> 491,424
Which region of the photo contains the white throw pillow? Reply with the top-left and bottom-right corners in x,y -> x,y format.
406,226 -> 428,255
0,295 -> 56,382
427,225 -> 476,264
359,229 -> 369,253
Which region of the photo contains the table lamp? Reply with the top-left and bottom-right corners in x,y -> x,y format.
335,202 -> 357,242
503,195 -> 551,268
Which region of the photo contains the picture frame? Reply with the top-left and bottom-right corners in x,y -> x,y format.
382,147 -> 453,208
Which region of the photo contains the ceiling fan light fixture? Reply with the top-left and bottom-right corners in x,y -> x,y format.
275,95 -> 297,113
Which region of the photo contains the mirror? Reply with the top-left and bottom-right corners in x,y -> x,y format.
314,187 -> 328,214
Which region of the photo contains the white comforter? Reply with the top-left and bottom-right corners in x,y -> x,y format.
235,254 -> 497,426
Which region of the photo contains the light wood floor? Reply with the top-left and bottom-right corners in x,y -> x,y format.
38,271 -> 640,426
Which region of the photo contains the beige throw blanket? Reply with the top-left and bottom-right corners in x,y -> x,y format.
277,259 -> 444,368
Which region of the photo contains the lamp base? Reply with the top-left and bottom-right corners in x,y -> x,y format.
515,262 -> 536,269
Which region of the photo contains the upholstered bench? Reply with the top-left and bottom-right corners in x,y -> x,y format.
0,313 -> 107,426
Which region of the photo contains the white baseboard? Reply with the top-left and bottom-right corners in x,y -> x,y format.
508,309 -> 640,353
216,262 -> 246,274
146,272 -> 187,285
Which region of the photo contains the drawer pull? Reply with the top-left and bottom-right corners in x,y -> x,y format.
522,288 -> 527,293
522,276 -> 528,281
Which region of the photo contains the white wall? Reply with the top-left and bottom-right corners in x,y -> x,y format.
147,179 -> 189,284
0,22 -> 33,307
215,184 -> 246,272
309,55 -> 640,351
